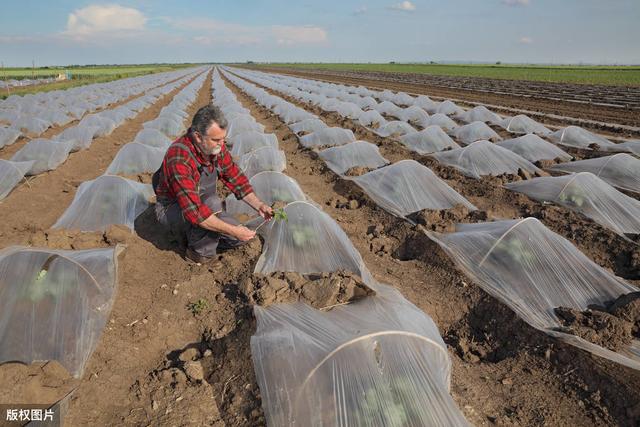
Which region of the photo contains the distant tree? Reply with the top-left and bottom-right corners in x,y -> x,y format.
389,61 -> 396,64
495,61 -> 502,65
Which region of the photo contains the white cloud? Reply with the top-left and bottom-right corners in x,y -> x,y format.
354,6 -> 368,15
64,4 -> 147,38
390,1 -> 416,11
503,0 -> 530,6
519,36 -> 533,44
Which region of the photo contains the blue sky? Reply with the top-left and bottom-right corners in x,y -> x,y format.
0,0 -> 638,66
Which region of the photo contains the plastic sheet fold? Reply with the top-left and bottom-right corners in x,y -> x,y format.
428,218 -> 640,370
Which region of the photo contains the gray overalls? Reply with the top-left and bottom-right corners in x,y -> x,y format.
153,144 -> 243,258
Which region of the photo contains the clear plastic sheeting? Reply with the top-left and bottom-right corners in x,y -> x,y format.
372,121 -> 416,138
53,175 -> 153,232
78,115 -> 117,137
351,160 -> 476,218
398,106 -> 430,127
0,127 -> 21,148
318,141 -> 389,175
415,95 -> 439,112
499,115 -> 552,136
106,143 -> 166,175
10,117 -> 50,136
228,117 -> 265,138
143,115 -> 185,139
288,118 -> 328,135
427,218 -> 640,370
426,113 -> 459,132
10,139 -> 72,175
431,140 -> 541,179
457,105 -> 502,125
133,128 -> 173,149
0,246 -> 120,377
226,172 -> 306,221
357,110 -> 387,129
254,201 -> 367,276
298,127 -> 356,149
229,132 -> 279,157
54,125 -> 99,152
238,147 -> 287,178
436,100 -> 465,116
453,121 -> 502,145
602,140 -> 640,156
549,126 -> 615,150
505,173 -> 640,237
548,154 -> 640,194
0,159 -> 34,200
399,126 -> 460,154
496,134 -> 573,163
252,290 -> 470,426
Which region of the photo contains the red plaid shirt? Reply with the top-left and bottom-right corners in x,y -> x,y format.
155,131 -> 253,225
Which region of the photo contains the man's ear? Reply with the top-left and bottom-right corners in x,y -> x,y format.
192,131 -> 202,144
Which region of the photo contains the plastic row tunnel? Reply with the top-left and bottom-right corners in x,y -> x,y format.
106,73 -> 210,177
505,172 -> 640,238
0,246 -> 121,377
427,218 -> 640,370
231,67 -> 636,161
1,67 -> 202,139
215,69 -> 471,425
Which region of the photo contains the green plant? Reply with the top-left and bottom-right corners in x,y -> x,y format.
558,186 -> 587,208
273,208 -> 288,222
188,298 -> 209,315
290,224 -> 317,247
493,236 -> 536,266
21,255 -> 75,303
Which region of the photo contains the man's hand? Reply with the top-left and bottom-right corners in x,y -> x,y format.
258,203 -> 274,220
234,225 -> 256,242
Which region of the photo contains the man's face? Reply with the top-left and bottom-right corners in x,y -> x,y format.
195,122 -> 226,156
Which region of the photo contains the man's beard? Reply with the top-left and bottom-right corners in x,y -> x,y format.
199,143 -> 222,156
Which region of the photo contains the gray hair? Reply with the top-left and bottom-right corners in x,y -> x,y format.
191,105 -> 228,136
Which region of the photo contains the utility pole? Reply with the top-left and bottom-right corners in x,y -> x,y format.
32,59 -> 35,79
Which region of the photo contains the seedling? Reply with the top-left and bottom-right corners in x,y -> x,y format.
188,298 -> 209,316
273,208 -> 288,222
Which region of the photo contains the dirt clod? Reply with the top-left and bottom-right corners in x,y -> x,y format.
241,270 -> 376,309
554,292 -> 640,351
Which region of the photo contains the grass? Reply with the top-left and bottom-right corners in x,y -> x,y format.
243,63 -> 640,86
187,298 -> 210,316
0,63 -> 201,99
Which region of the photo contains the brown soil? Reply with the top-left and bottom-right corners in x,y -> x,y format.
240,270 -> 375,308
219,70 -> 640,426
554,292 -> 640,352
245,66 -> 640,137
343,165 -> 372,176
2,67 -> 640,427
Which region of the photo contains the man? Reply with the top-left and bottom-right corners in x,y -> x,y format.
153,105 -> 273,264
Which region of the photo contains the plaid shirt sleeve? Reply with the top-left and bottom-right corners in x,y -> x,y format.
217,144 -> 253,199
163,145 -> 213,225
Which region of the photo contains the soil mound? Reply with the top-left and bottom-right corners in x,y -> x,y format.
343,166 -> 372,177
240,270 -> 376,309
411,204 -> 488,232
554,292 -> 640,352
